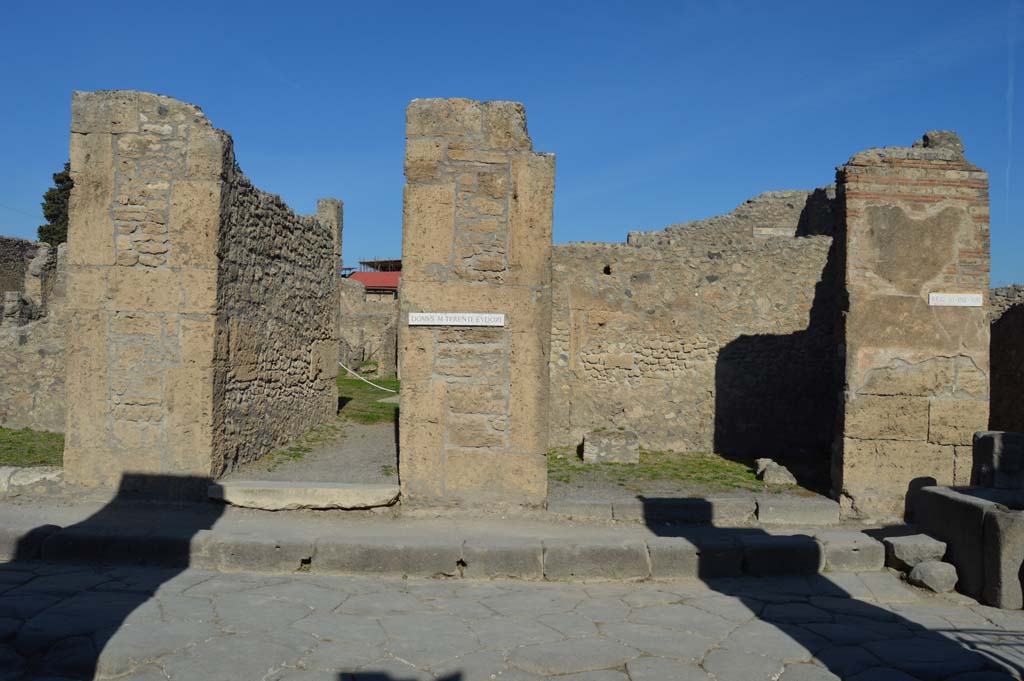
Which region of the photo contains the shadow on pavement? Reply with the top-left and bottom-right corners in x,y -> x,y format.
643,497 -> 1024,679
3,473 -> 222,680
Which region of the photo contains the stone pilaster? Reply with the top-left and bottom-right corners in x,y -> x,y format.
399,98 -> 554,506
834,131 -> 990,519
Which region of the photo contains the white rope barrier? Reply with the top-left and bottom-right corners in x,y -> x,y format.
337,361 -> 398,393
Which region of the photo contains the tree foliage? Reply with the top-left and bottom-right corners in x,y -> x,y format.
37,162 -> 73,246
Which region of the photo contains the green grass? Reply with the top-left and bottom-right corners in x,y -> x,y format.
336,375 -> 400,424
547,447 -> 766,493
0,427 -> 64,467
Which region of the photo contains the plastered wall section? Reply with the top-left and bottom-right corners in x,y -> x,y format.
835,139 -> 990,519
399,98 -> 554,506
64,90 -> 339,492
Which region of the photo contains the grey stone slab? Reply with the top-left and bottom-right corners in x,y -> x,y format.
313,536 -> 464,578
688,594 -> 761,622
628,604 -> 735,641
858,571 -> 921,603
336,591 -> 427,615
911,485 -> 991,598
721,620 -> 828,661
648,535 -> 744,578
473,615 -> 565,650
762,602 -> 832,623
583,430 -> 639,464
95,619 -> 220,677
813,645 -> 882,677
982,504 -> 1024,609
703,647 -> 786,681
625,657 -> 712,680
380,613 -> 482,668
42,635 -> 95,677
462,536 -> 543,580
0,645 -> 25,681
543,538 -> 650,580
757,496 -> 839,525
742,534 -> 823,575
848,670 -> 920,681
300,638 -> 388,672
0,524 -> 60,561
160,634 -> 307,681
509,638 -> 639,675
189,532 -> 315,573
883,533 -> 947,571
573,597 -> 630,623
429,649 -> 510,681
817,531 -> 885,572
480,589 -> 583,617
536,612 -> 598,638
557,671 -> 629,681
799,622 -> 889,645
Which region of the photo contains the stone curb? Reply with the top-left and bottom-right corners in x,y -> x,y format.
2,522 -> 887,582
0,466 -> 63,497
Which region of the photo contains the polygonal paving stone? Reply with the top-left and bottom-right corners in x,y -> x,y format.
246,580 -> 349,611
762,602 -> 833,623
703,647 -> 786,681
848,669 -> 920,681
481,590 -> 583,617
864,637 -> 989,680
428,649 -> 509,681
947,673 -> 1021,681
688,595 -> 762,622
473,616 -> 566,650
16,591 -> 143,655
573,597 -> 630,623
600,621 -> 716,661
625,657 -> 712,681
96,619 -> 220,677
161,634 -> 306,681
214,591 -> 313,630
509,638 -> 638,675
780,663 -> 841,680
0,645 -> 25,681
628,604 -> 734,640
379,614 -> 482,668
537,613 -> 599,638
292,613 -> 387,643
799,622 -> 890,645
343,657 -> 433,680
42,635 -> 96,677
721,620 -> 828,661
0,593 -> 62,619
809,596 -> 898,621
813,645 -> 882,677
0,617 -> 18,641
300,639 -> 388,671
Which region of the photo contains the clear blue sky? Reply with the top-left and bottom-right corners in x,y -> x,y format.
1,1 -> 1021,284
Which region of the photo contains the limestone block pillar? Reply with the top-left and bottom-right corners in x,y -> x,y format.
834,131 -> 990,519
399,98 -> 554,506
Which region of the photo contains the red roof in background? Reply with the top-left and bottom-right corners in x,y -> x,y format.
349,271 -> 401,290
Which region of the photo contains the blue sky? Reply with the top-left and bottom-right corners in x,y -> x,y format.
1,1 -> 1021,283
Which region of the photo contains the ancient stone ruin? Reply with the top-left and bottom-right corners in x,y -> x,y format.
62,90 -> 341,495
0,90 -> 1005,523
399,98 -> 554,506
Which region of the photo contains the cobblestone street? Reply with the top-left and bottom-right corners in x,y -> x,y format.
1,561 -> 1023,680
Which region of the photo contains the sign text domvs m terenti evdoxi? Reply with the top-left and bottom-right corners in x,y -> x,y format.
408,312 -> 506,327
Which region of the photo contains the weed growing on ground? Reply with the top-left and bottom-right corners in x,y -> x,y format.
547,447 -> 767,493
261,418 -> 346,471
0,427 -> 64,467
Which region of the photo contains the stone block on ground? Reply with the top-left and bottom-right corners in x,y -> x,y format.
982,505 -> 1024,609
461,537 -> 543,580
972,431 -> 1024,489
582,430 -> 640,464
908,560 -> 958,593
757,495 -> 840,525
313,536 -> 464,578
817,531 -> 885,572
883,534 -> 947,572
755,458 -> 798,485
647,535 -> 742,578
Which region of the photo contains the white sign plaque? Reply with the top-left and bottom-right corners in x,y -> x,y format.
408,312 -> 505,327
928,292 -> 983,308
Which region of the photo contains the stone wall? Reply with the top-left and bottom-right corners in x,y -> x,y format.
0,243 -> 66,432
835,131 -> 990,519
64,90 -> 339,494
991,285 -> 1024,433
550,190 -> 840,477
399,98 -> 554,506
339,277 -> 398,378
0,236 -> 39,295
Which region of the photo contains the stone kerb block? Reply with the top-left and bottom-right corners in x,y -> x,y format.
582,430 -> 639,464
882,534 -> 947,571
973,431 -> 1024,489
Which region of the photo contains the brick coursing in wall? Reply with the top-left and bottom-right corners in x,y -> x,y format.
550,189 -> 840,474
835,131 -> 990,519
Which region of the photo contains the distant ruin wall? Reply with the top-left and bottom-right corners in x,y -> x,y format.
991,285 -> 1024,433
339,277 -> 398,378
0,243 -> 66,432
835,131 -> 990,519
64,90 -> 339,493
550,189 -> 840,474
0,237 -> 40,295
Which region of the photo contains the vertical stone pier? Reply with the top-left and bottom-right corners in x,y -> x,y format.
834,131 -> 991,519
399,98 -> 554,506
64,90 -> 340,496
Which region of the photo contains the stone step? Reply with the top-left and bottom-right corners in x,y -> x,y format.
548,494 -> 840,527
208,481 -> 399,511
0,519 -> 884,582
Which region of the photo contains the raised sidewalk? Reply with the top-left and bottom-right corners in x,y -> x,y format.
0,497 -> 887,582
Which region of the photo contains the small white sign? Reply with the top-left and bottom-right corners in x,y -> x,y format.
408,312 -> 506,327
928,292 -> 983,308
